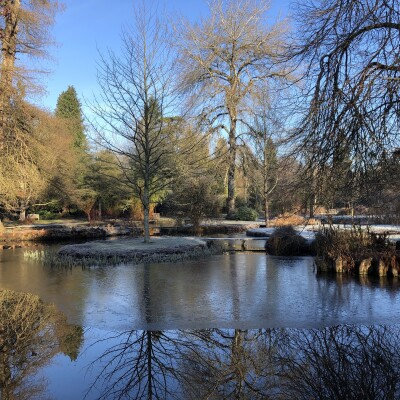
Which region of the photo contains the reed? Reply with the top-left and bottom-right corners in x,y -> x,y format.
314,225 -> 399,274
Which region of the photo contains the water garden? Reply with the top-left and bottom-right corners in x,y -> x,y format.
1,216 -> 400,399
0,0 -> 400,398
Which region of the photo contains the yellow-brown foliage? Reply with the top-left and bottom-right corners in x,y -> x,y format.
130,198 -> 156,221
270,213 -> 307,227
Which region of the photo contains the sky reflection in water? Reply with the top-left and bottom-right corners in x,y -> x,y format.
2,251 -> 400,329
1,250 -> 400,398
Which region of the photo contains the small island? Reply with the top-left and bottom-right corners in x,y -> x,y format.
56,236 -> 221,266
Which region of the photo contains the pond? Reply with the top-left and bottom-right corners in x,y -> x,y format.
1,246 -> 400,399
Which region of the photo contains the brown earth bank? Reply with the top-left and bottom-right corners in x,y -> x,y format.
0,222 -> 141,247
0,220 -> 261,248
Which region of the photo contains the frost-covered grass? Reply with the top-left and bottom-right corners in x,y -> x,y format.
248,224 -> 400,242
24,237 -> 224,268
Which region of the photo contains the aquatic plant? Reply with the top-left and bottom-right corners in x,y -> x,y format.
314,225 -> 399,275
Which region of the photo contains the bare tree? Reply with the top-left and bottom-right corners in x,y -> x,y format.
0,0 -> 61,111
0,0 -> 61,224
251,91 -> 281,226
174,0 -> 289,215
88,2 -> 182,242
290,0 -> 400,184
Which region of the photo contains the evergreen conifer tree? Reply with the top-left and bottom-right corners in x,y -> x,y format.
55,86 -> 93,218
55,86 -> 87,150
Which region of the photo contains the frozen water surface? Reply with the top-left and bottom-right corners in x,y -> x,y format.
2,246 -> 400,399
1,248 -> 400,330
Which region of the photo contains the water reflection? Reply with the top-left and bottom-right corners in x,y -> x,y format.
0,289 -> 83,400
4,251 -> 400,328
1,285 -> 400,399
87,325 -> 400,400
86,330 -> 185,399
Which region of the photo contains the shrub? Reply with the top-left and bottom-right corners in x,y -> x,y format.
226,206 -> 258,221
234,196 -> 247,208
38,210 -> 59,220
161,176 -> 223,233
266,225 -> 310,256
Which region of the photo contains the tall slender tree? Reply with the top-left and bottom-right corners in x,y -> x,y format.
88,2 -> 182,242
54,85 -> 95,218
175,0 -> 289,215
0,0 -> 61,109
0,0 -> 61,224
55,85 -> 87,150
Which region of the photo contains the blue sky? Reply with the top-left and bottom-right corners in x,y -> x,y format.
39,0 -> 292,112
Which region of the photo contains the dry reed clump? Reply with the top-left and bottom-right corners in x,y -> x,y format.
269,213 -> 307,227
266,225 -> 310,256
314,226 -> 399,274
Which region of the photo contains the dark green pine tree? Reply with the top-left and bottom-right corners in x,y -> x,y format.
55,86 -> 87,150
55,86 -> 92,218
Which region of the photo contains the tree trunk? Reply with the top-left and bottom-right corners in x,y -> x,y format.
1,0 -> 19,86
231,329 -> 245,397
309,196 -> 314,219
227,164 -> 236,215
263,163 -> 269,227
0,0 -> 20,132
143,189 -> 150,243
309,167 -> 318,219
227,116 -> 237,216
0,0 -> 21,108
84,205 -> 92,223
98,199 -> 102,220
19,207 -> 26,222
264,198 -> 269,228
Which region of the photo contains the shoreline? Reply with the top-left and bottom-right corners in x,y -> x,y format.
0,220 -> 260,248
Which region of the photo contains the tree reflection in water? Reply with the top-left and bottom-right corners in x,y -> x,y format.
88,326 -> 400,400
86,330 -> 190,399
278,325 -> 400,400
0,289 -> 83,400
